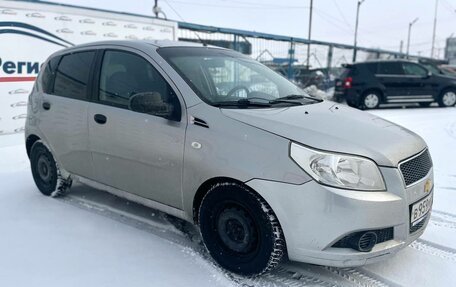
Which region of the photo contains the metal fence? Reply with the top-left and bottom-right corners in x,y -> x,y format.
177,22 -> 439,89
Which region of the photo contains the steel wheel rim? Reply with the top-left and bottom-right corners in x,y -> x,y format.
216,206 -> 258,254
37,155 -> 52,183
364,94 -> 379,108
443,92 -> 456,106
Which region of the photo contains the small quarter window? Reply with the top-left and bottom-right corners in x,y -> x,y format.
41,56 -> 60,94
53,51 -> 95,100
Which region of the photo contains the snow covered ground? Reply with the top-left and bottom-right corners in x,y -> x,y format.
0,105 -> 455,287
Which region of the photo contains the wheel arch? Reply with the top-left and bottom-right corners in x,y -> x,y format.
362,87 -> 384,101
192,177 -> 284,226
26,134 -> 41,158
439,85 -> 456,96
192,177 -> 244,224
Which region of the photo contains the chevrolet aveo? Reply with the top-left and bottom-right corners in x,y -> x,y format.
25,40 -> 434,276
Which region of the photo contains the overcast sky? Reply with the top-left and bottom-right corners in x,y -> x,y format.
49,0 -> 456,58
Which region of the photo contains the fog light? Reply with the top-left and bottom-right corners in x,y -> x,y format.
350,231 -> 377,252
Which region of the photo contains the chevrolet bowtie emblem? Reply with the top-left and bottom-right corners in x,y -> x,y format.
424,179 -> 433,193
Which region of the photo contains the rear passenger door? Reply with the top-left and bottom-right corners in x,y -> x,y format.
38,51 -> 95,179
88,49 -> 186,208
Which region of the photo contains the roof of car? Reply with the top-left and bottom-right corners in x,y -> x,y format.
62,39 -> 222,51
352,59 -> 416,65
49,39 -> 228,59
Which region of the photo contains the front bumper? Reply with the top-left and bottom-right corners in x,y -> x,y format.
246,166 -> 433,267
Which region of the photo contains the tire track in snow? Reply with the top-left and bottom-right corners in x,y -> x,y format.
239,266 -> 340,287
60,191 -> 401,287
411,239 -> 456,262
59,193 -> 340,287
430,210 -> 456,229
323,267 -> 399,287
444,120 -> 456,140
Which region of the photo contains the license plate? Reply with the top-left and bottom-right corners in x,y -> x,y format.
410,194 -> 433,225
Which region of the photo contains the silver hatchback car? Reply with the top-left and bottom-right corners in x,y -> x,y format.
26,40 -> 434,276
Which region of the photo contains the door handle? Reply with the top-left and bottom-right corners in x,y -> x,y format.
42,102 -> 51,110
94,114 -> 107,124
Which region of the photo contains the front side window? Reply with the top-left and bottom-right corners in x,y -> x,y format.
99,50 -> 181,120
158,47 -> 320,108
53,51 -> 95,100
377,62 -> 404,75
402,63 -> 428,77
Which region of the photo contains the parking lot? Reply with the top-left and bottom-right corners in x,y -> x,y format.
0,105 -> 454,287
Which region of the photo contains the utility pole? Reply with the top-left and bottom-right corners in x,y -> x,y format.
352,0 -> 365,63
306,0 -> 313,69
399,40 -> 403,54
153,0 -> 159,17
406,17 -> 419,58
431,0 -> 439,58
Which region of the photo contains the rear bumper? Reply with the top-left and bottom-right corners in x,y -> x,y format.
334,88 -> 360,104
246,166 -> 433,267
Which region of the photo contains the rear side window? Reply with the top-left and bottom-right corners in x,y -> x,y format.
53,51 -> 95,100
365,63 -> 378,74
41,56 -> 60,94
377,62 -> 404,75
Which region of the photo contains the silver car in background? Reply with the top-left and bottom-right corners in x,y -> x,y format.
25,40 -> 434,276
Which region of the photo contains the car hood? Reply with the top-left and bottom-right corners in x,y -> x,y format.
221,101 -> 426,167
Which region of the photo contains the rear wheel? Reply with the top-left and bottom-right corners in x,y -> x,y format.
360,91 -> 381,109
30,141 -> 72,197
199,182 -> 285,276
346,99 -> 357,108
438,89 -> 456,107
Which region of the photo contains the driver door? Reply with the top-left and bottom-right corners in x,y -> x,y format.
88,49 -> 186,208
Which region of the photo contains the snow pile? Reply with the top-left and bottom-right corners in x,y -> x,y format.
303,85 -> 335,101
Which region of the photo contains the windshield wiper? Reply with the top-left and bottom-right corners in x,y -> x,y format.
270,94 -> 323,104
269,95 -> 304,105
213,99 -> 272,108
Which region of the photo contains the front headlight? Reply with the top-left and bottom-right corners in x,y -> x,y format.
290,143 -> 385,191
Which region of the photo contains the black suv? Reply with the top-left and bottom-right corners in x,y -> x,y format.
334,60 -> 456,109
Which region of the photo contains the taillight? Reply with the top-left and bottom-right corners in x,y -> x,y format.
344,77 -> 353,89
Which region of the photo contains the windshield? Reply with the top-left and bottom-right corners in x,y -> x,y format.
157,47 -> 319,108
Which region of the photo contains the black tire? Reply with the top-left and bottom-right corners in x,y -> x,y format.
346,99 -> 357,108
199,182 -> 285,276
30,141 -> 72,197
438,89 -> 456,107
360,90 -> 381,109
419,102 -> 431,107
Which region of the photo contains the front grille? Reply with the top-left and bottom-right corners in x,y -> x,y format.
410,215 -> 428,233
332,227 -> 394,248
399,149 -> 432,187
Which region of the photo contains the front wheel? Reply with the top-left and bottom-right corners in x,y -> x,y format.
438,90 -> 456,107
30,141 -> 72,197
199,183 -> 285,276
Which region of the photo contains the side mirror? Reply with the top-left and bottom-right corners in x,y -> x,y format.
427,71 -> 433,77
129,92 -> 174,120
